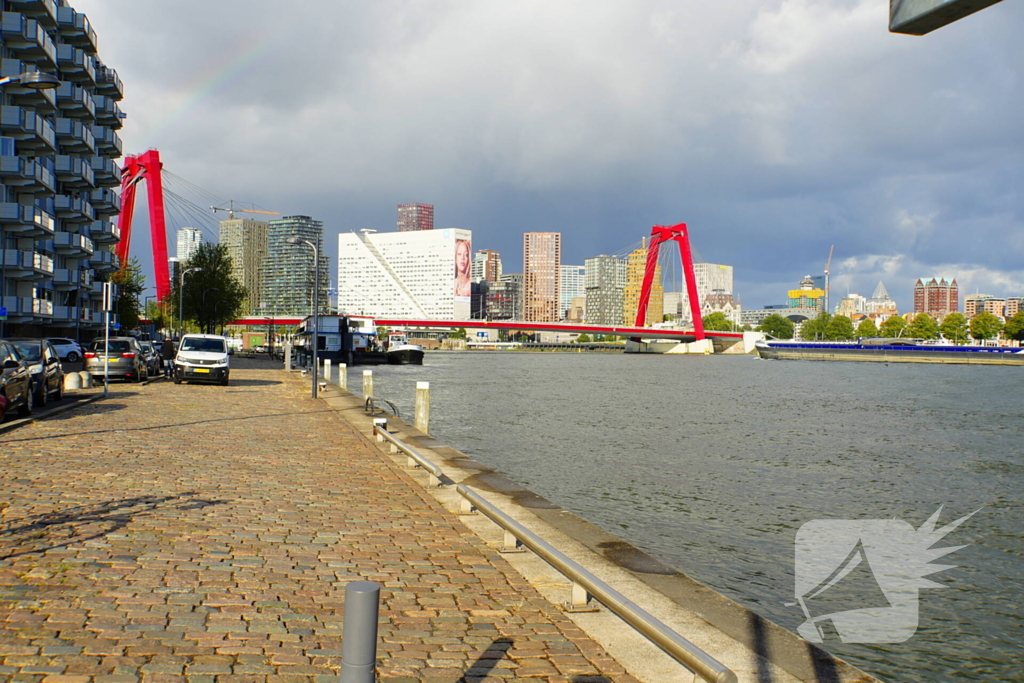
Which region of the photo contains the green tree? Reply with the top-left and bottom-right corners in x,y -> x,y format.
109,257 -> 146,331
450,327 -> 467,339
824,315 -> 856,341
756,314 -> 794,339
702,312 -> 735,331
169,243 -> 247,335
663,314 -> 674,322
879,315 -> 907,338
938,312 -> 968,343
969,311 -> 1003,341
1003,311 -> 1024,342
800,312 -> 831,340
577,333 -> 592,343
906,313 -> 939,340
856,318 -> 879,338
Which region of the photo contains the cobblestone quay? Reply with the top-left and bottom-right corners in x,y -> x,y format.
0,359 -> 637,683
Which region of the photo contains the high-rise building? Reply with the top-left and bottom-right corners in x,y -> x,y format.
337,228 -> 472,319
471,249 -> 502,282
219,219 -> 268,315
397,203 -> 434,232
261,216 -> 329,316
523,233 -> 561,322
623,244 -> 663,326
176,227 -> 203,263
914,278 -> 959,318
677,263 -> 735,322
559,265 -> 585,320
964,294 -> 1005,318
1006,296 -> 1024,319
487,273 -> 523,320
584,256 -> 625,326
0,3 -> 124,338
789,275 -> 825,310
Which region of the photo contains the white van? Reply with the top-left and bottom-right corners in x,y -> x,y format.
174,334 -> 231,386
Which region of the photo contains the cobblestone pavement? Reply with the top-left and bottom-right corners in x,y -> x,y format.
0,359 -> 638,683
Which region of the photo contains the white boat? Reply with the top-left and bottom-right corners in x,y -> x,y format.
386,332 -> 424,365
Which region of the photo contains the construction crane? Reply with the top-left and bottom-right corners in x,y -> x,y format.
210,200 -> 281,220
824,245 -> 835,315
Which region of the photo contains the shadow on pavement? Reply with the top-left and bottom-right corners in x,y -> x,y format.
0,492 -> 228,562
464,637 -> 513,680
223,378 -> 282,387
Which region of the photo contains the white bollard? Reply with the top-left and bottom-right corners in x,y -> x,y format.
338,363 -> 347,391
79,371 -> 93,388
64,372 -> 82,391
415,381 -> 430,434
324,358 -> 332,385
362,370 -> 373,400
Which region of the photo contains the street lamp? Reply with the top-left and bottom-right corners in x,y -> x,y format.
0,71 -> 61,90
178,267 -> 202,339
286,236 -> 320,398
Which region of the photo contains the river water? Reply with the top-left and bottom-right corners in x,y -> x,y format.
352,351 -> 1022,683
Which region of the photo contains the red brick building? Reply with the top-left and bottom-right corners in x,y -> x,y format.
914,277 -> 959,318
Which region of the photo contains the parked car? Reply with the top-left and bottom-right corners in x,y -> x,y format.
137,340 -> 162,378
0,340 -> 33,421
6,338 -> 64,407
174,334 -> 231,385
84,337 -> 148,382
46,337 -> 84,363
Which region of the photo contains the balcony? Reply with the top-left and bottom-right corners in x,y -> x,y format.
55,6 -> 97,54
0,203 -> 56,238
89,188 -> 119,216
92,95 -> 123,128
89,155 -> 118,186
56,44 -> 96,85
0,105 -> 57,154
0,250 -> 54,280
79,307 -> 93,323
55,117 -> 96,154
0,59 -> 57,113
55,82 -> 96,120
0,156 -> 56,193
53,268 -> 81,289
90,249 -> 118,272
5,0 -> 58,29
54,231 -> 94,256
54,194 -> 95,224
91,124 -> 121,158
95,63 -> 123,101
81,268 -> 93,288
88,219 -> 120,244
0,13 -> 57,68
55,155 -> 96,189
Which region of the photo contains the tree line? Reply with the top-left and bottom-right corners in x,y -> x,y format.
754,310 -> 1024,343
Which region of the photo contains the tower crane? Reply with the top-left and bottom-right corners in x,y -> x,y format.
210,200 -> 281,220
824,245 -> 835,315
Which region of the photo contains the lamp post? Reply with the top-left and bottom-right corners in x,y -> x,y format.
201,287 -> 220,334
286,236 -> 319,398
178,267 -> 201,339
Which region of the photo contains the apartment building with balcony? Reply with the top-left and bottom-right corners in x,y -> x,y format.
0,1 -> 123,338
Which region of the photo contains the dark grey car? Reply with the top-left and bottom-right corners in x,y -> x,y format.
84,337 -> 147,382
0,340 -> 33,421
138,340 -> 162,378
6,338 -> 64,407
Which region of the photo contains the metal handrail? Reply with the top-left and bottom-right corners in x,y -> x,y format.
373,424 -> 443,486
457,484 -> 737,683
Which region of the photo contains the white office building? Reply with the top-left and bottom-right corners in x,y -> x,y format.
176,227 -> 204,263
677,263 -> 735,321
337,229 -> 472,320
560,265 -> 586,320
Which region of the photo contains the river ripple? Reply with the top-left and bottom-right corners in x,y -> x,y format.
353,351 -> 1023,683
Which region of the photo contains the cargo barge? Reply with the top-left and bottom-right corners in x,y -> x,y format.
755,338 -> 1024,365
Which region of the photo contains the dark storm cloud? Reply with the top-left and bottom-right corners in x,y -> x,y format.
76,0 -> 1024,311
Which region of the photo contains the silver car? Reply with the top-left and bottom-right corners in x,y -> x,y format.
85,337 -> 148,382
137,340 -> 162,378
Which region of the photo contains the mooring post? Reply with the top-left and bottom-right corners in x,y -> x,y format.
284,342 -> 292,371
340,581 -> 380,683
338,363 -> 347,391
415,381 -> 430,434
363,370 -> 373,400
324,358 -> 332,385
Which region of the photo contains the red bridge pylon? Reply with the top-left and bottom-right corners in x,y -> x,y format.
117,149 -> 171,302
634,223 -> 705,340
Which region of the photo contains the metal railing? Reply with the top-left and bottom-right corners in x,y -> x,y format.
373,423 -> 443,487
456,484 -> 737,683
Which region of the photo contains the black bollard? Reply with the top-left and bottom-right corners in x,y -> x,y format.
340,581 -> 380,683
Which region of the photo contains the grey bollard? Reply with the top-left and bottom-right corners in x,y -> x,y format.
415,381 -> 430,434
284,342 -> 292,371
340,581 -> 380,683
64,372 -> 82,391
362,370 -> 373,400
79,371 -> 93,388
324,358 -> 332,384
338,363 -> 347,391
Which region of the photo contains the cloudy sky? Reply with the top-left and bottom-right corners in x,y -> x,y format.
74,0 -> 1023,312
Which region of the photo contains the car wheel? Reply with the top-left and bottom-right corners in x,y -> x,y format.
220,377 -> 229,386
53,380 -> 63,402
18,385 -> 33,417
66,351 -> 80,363
35,382 -> 48,408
